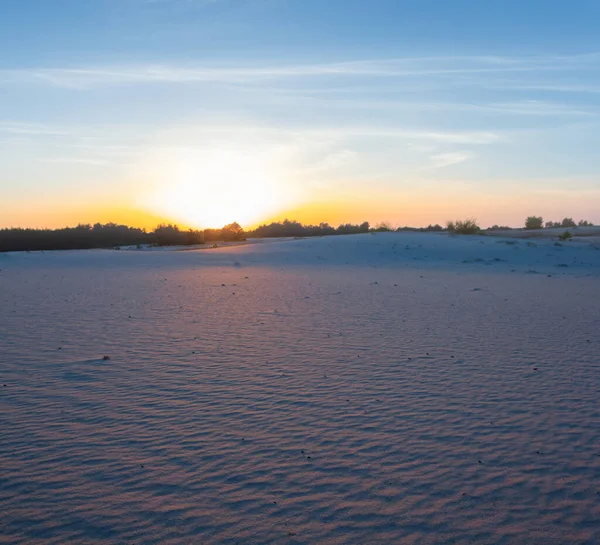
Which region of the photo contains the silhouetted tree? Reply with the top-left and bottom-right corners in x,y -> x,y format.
525,216 -> 543,230
151,224 -> 185,246
221,222 -> 246,241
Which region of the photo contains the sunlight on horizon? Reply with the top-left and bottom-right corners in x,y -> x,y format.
138,148 -> 301,229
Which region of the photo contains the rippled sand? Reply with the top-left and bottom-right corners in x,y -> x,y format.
2,233 -> 599,544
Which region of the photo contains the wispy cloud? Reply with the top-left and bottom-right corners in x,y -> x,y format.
0,119 -> 503,147
39,157 -> 113,166
0,122 -> 69,135
296,97 -> 598,118
422,152 -> 472,170
2,53 -> 599,89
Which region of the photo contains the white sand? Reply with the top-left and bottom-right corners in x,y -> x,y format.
1,232 -> 599,544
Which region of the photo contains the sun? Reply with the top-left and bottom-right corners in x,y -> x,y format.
140,148 -> 293,229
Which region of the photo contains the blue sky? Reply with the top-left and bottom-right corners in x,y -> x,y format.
2,0 -> 600,228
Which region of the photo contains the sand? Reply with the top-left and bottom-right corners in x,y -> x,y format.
1,232 -> 599,544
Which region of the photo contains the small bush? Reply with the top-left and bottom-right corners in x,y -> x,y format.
374,221 -> 394,232
422,224 -> 444,232
525,216 -> 543,230
447,218 -> 480,235
558,231 -> 573,241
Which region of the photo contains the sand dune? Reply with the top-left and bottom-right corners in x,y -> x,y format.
1,233 -> 599,544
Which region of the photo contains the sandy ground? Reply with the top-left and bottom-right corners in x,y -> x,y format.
484,225 -> 600,244
1,232 -> 599,544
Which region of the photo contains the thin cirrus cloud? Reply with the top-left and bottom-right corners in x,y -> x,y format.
0,122 -> 70,136
297,97 -> 597,118
0,121 -> 502,149
424,152 -> 472,170
2,53 -> 599,89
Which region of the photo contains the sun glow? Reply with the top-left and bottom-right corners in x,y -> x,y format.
140,148 -> 296,228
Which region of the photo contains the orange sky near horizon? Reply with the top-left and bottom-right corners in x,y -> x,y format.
3,183 -> 598,232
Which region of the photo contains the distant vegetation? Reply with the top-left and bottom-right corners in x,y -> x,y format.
1,223 -> 146,252
374,221 -> 394,232
2,214 -> 596,252
0,219 -> 370,252
525,216 -> 544,230
446,218 -> 480,235
0,223 -> 206,253
247,219 -> 370,238
525,216 -> 594,229
152,224 -> 205,246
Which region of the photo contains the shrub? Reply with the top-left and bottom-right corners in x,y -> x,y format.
525,216 -> 543,230
422,224 -> 444,232
558,231 -> 573,241
447,218 -> 480,235
374,221 -> 394,232
578,219 -> 594,227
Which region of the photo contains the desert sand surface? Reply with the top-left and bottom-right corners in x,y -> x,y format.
1,232 -> 599,544
484,225 -> 600,244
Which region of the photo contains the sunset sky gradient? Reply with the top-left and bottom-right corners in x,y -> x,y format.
2,0 -> 600,228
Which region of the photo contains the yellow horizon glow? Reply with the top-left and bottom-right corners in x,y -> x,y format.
3,164 -> 599,231
138,148 -> 301,229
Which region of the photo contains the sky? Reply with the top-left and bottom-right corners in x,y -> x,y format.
1,0 -> 600,229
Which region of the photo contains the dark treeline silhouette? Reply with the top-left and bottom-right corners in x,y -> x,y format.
205,222 -> 246,242
0,222 -> 207,252
152,224 -> 205,246
0,223 -> 147,252
248,219 -> 370,238
10,214 -> 593,252
0,221 -> 249,252
0,219 -> 374,252
525,216 -> 594,230
544,218 -> 594,228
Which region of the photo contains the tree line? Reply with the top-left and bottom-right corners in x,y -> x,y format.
524,216 -> 594,230
0,219 -> 372,252
0,222 -> 243,252
247,219 -> 371,238
3,215 -> 595,251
